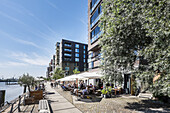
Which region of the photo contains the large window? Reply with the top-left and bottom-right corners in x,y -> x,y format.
64,53 -> 71,57
75,58 -> 79,62
64,49 -> 71,52
64,58 -> 71,61
75,53 -> 79,57
91,26 -> 100,38
75,44 -> 79,48
84,55 -> 86,58
84,45 -> 86,49
90,5 -> 102,24
65,67 -> 69,71
91,0 -> 98,8
75,49 -> 79,52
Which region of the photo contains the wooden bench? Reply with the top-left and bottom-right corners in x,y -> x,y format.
38,100 -> 50,113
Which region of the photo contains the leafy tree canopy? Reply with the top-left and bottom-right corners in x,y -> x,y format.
53,68 -> 64,80
100,0 -> 169,97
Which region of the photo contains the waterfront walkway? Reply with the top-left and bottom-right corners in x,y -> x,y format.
46,82 -> 81,113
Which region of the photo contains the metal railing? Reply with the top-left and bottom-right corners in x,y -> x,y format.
0,93 -> 26,113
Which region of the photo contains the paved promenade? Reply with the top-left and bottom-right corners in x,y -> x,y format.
46,82 -> 82,113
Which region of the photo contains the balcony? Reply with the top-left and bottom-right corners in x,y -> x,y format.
91,31 -> 102,43
64,53 -> 71,57
64,49 -> 72,52
90,0 -> 100,13
91,12 -> 102,28
64,44 -> 71,47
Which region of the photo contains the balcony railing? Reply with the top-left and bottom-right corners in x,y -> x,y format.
91,31 -> 102,43
90,0 -> 100,13
64,49 -> 72,52
64,53 -> 71,57
64,44 -> 71,47
90,12 -> 102,28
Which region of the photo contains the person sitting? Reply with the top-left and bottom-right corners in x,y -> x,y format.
82,86 -> 89,96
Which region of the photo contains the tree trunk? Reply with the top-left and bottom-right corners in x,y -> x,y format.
28,85 -> 31,92
23,85 -> 27,93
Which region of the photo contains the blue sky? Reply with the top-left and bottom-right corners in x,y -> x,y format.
0,0 -> 88,78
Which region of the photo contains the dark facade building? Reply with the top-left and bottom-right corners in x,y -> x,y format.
58,39 -> 88,76
88,0 -> 102,72
55,42 -> 60,68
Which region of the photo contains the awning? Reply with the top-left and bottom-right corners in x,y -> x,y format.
80,72 -> 104,79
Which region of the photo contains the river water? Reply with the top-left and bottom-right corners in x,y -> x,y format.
0,82 -> 24,102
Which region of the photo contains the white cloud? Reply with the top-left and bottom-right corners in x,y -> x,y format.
0,30 -> 41,49
0,61 -> 27,68
10,52 -> 49,66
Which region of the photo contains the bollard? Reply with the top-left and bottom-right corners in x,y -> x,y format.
18,96 -> 21,112
0,90 -> 5,107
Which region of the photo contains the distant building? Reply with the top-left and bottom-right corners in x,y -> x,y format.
55,42 -> 60,69
46,55 -> 55,78
56,39 -> 88,76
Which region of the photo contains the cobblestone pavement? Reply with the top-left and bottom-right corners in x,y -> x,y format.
55,86 -> 170,113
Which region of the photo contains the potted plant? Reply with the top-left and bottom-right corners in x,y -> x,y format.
101,89 -> 108,98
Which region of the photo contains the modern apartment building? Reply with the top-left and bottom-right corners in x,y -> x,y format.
55,42 -> 60,68
88,0 -> 102,71
46,55 -> 55,78
57,39 -> 88,76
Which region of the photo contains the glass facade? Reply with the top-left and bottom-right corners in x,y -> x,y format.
64,53 -> 71,57
64,49 -> 71,52
90,5 -> 102,24
65,67 -> 69,71
75,53 -> 79,57
64,44 -> 71,47
84,45 -> 86,49
75,44 -> 79,48
75,49 -> 79,52
90,0 -> 100,13
75,58 -> 79,62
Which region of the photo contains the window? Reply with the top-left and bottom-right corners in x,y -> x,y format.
90,5 -> 102,24
64,49 -> 71,52
83,50 -> 86,54
74,67 -> 79,71
64,43 -> 71,47
64,58 -> 71,61
75,53 -> 79,57
84,59 -> 86,63
65,67 -> 69,71
75,58 -> 79,62
91,26 -> 100,38
84,68 -> 87,71
75,44 -> 79,48
75,49 -> 79,52
74,63 -> 79,66
65,63 -> 69,66
84,45 -> 86,49
64,53 -> 71,57
84,55 -> 86,58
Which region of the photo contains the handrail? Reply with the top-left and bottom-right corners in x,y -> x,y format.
0,93 -> 27,113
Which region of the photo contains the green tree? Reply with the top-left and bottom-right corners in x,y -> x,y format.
18,73 -> 35,93
53,68 -> 64,80
100,0 -> 152,85
73,69 -> 80,74
100,0 -> 169,97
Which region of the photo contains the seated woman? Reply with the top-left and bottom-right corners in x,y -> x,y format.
82,86 -> 89,96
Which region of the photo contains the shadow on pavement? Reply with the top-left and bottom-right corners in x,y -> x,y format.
124,99 -> 170,113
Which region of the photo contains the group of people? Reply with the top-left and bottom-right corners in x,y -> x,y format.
60,81 -> 98,98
